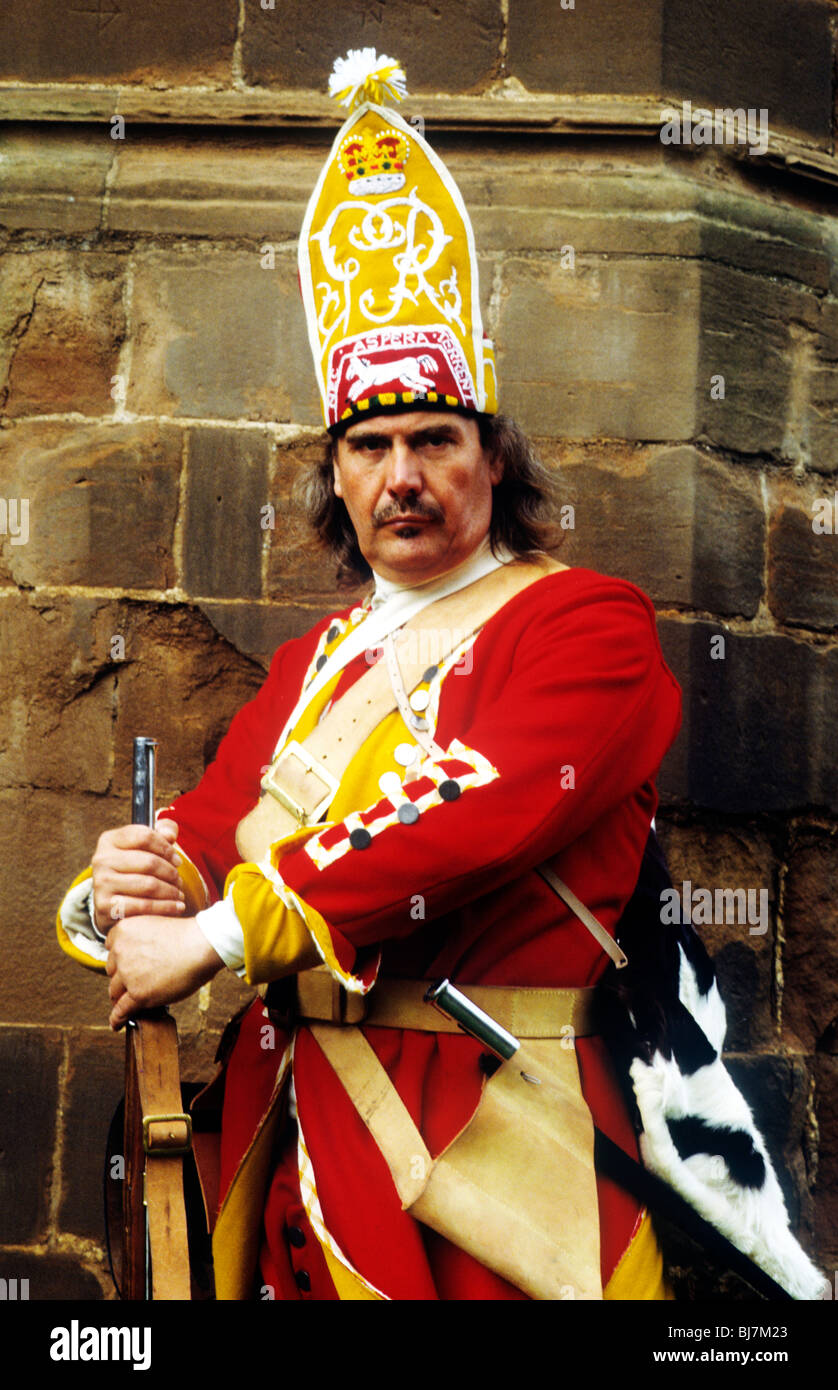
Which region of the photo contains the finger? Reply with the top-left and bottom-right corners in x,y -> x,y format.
95,881 -> 185,931
100,851 -> 184,888
110,992 -> 140,1031
105,825 -> 183,868
98,872 -> 184,906
108,973 -> 125,1002
104,896 -> 187,921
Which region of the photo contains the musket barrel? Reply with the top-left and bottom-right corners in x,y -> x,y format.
131,737 -> 158,829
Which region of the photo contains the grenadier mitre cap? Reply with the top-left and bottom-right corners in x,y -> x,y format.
298,48 -> 498,432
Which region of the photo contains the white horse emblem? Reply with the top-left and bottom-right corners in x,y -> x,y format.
345,352 -> 438,401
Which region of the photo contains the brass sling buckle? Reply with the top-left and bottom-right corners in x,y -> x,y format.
261,741 -> 340,826
142,1112 -> 193,1157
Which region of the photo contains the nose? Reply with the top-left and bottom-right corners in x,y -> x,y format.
385,439 -> 424,499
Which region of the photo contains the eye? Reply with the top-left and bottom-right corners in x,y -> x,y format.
349,436 -> 385,454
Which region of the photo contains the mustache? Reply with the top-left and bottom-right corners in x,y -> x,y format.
373,501 -> 444,528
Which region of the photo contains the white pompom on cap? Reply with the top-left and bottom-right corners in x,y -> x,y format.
328,48 -> 408,111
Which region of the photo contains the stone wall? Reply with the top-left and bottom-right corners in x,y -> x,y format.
1,0 -> 836,1301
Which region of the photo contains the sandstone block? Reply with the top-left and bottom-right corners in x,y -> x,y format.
0,126 -> 113,235
664,0 -> 835,148
182,427 -> 271,599
128,252 -> 320,424
108,135 -> 323,241
696,264 -> 838,468
695,186 -> 832,297
468,157 -> 700,260
175,1025 -> 227,1084
808,347 -> 838,475
497,257 -> 699,441
656,619 -> 838,814
549,444 -> 764,617
203,969 -> 257,1034
0,0 -> 237,84
507,0 -> 662,95
111,604 -> 266,800
0,252 -> 125,418
0,1027 -> 61,1242
782,830 -> 838,1056
265,439 -> 364,607
767,478 -> 838,632
0,1249 -> 104,1301
196,601 -> 342,671
0,595 -> 122,795
0,421 -> 181,590
0,787 -> 126,1028
59,1029 -> 125,1240
242,0 -> 502,92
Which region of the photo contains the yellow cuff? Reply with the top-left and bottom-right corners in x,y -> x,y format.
55,868 -> 107,973
226,864 -> 322,984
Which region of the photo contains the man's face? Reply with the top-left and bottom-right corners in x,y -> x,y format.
332,410 -> 502,584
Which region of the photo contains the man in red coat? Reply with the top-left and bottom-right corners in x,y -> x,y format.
61,400 -> 681,1298
57,50 -> 825,1301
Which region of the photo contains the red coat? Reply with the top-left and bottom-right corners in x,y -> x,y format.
167,566 -> 682,1299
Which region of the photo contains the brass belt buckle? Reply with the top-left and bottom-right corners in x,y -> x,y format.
261,741 -> 340,825
142,1112 -> 193,1157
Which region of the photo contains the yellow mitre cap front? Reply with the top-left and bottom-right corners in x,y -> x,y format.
298,48 -> 498,430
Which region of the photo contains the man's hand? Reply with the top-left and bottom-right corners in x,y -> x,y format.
105,915 -> 225,1030
92,819 -> 186,932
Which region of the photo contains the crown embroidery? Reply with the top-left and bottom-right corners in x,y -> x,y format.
337,127 -> 410,196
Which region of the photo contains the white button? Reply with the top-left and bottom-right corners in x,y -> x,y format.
409,689 -> 430,712
378,771 -> 403,798
394,743 -> 418,767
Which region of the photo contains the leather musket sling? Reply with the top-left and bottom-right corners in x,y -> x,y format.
123,1011 -> 192,1301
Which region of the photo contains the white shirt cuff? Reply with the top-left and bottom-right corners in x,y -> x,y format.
195,894 -> 247,977
58,877 -> 109,965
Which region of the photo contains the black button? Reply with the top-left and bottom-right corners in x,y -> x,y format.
439,779 -> 461,801
349,828 -> 372,850
294,1269 -> 312,1292
316,654 -> 328,671
398,802 -> 420,825
422,665 -> 438,683
287,1225 -> 306,1249
327,626 -> 338,642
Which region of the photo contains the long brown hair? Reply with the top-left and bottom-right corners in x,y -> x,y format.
296,412 -> 565,589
